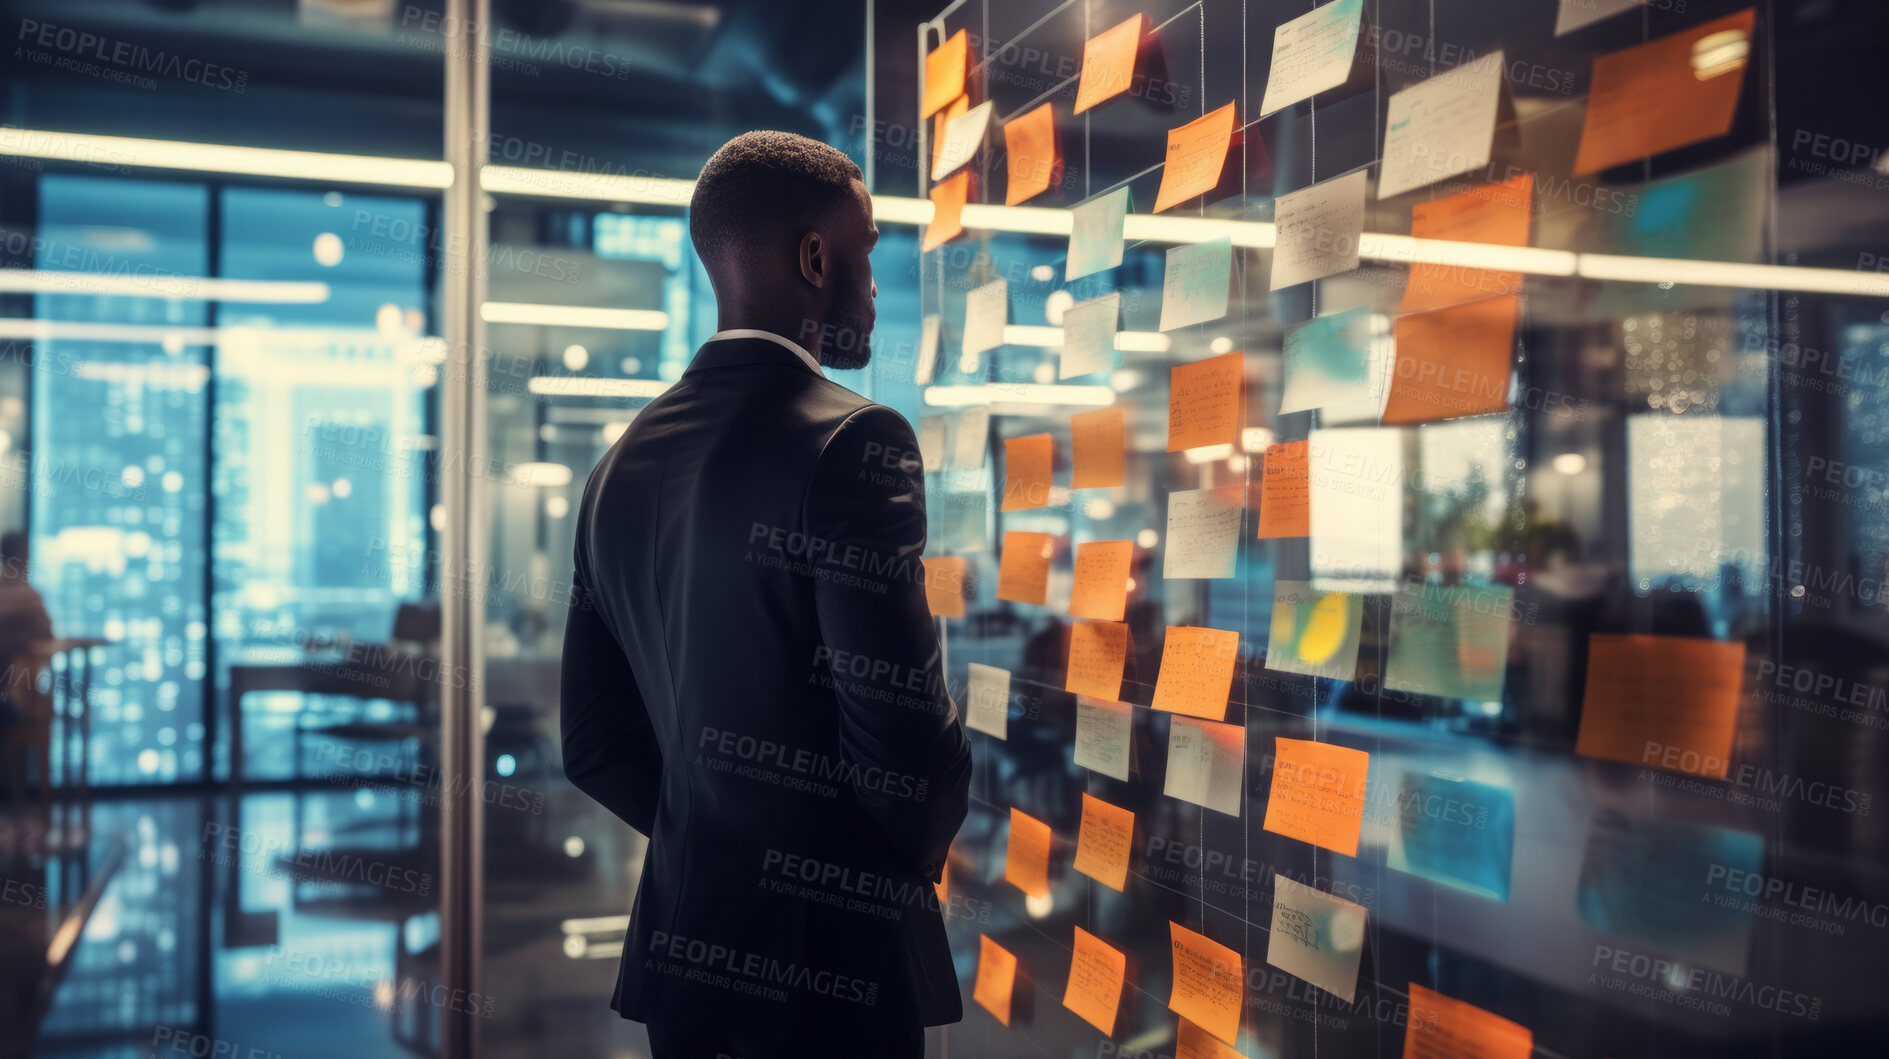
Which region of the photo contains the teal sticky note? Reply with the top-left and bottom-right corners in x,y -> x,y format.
1066,186 -> 1130,282
1388,771 -> 1515,901
1280,307 -> 1386,418
1577,809 -> 1763,975
1159,236 -> 1233,331
1384,581 -> 1513,701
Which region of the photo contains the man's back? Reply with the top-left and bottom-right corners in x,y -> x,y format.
561,335 -> 972,1034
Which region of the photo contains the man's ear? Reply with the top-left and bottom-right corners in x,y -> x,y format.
798,231 -> 825,288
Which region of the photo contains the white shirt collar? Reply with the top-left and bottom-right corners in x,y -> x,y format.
708,329 -> 823,375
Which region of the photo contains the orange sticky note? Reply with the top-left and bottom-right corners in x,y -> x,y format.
923,556 -> 968,618
1575,634 -> 1746,779
1155,103 -> 1238,213
1152,626 -> 1240,722
1572,9 -> 1757,176
1168,922 -> 1243,1046
1256,441 -> 1309,539
1063,926 -> 1128,1035
1403,174 -> 1534,311
1069,540 -> 1133,620
922,29 -> 968,119
1067,620 -> 1129,700
1264,736 -> 1370,857
974,934 -> 1018,1026
1167,351 -> 1243,452
924,171 -> 970,252
1001,433 -> 1054,511
1074,13 -> 1146,115
1178,1017 -> 1245,1059
1004,807 -> 1053,898
997,531 -> 1055,605
1004,103 -> 1061,206
1071,405 -> 1126,489
1383,294 -> 1517,425
931,95 -> 969,180
1073,792 -> 1134,891
1404,984 -> 1533,1059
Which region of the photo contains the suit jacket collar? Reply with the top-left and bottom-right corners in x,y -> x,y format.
686,332 -> 823,377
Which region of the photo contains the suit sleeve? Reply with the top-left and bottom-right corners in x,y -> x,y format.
560,556 -> 663,836
806,405 -> 972,880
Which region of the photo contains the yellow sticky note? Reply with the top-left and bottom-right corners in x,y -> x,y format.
1256,440 -> 1309,539
1404,983 -> 1533,1059
997,531 -> 1055,605
1001,433 -> 1055,511
974,934 -> 1018,1026
1073,792 -> 1134,892
1178,1016 -> 1245,1059
1575,634 -> 1746,779
923,556 -> 968,618
1403,174 -> 1533,311
1063,926 -> 1128,1035
1168,351 -> 1244,452
1264,736 -> 1370,857
1004,103 -> 1061,206
1155,102 -> 1237,213
1067,620 -> 1129,700
1152,626 -> 1240,722
1572,9 -> 1757,176
1383,294 -> 1517,425
922,29 -> 968,119
1071,404 -> 1126,489
1074,13 -> 1145,114
1004,807 -> 1053,898
1069,540 -> 1133,621
924,171 -> 970,253
1168,921 -> 1243,1045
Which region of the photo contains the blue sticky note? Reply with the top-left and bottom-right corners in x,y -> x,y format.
1388,771 -> 1515,901
1576,809 -> 1763,975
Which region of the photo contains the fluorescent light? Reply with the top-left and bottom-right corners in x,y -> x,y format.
512,462 -> 574,487
560,915 -> 630,934
921,383 -> 1116,407
484,302 -> 669,330
527,376 -> 671,398
1359,234 -> 1578,277
1125,214 -> 1274,248
1578,254 -> 1889,297
482,165 -> 694,205
961,203 -> 1073,236
1003,325 -> 1172,353
0,128 -> 452,188
0,272 -> 331,302
872,195 -> 933,225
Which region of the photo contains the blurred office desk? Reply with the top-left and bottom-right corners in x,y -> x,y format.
0,824 -> 124,1059
226,644 -> 438,791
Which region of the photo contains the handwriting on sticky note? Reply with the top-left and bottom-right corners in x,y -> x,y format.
1404,983 -> 1533,1059
997,531 -> 1055,605
1261,0 -> 1364,116
1257,441 -> 1310,538
1576,633 -> 1746,779
1069,540 -> 1133,620
1403,174 -> 1533,311
924,171 -> 969,252
1160,237 -> 1233,332
923,556 -> 967,618
1168,922 -> 1244,1045
1264,736 -> 1370,856
922,28 -> 967,118
1073,793 -> 1134,892
1272,170 -> 1367,290
1074,13 -> 1145,114
1152,626 -> 1240,722
1005,102 -> 1061,206
974,934 -> 1017,1026
1004,807 -> 1053,898
1383,294 -> 1518,424
1266,874 -> 1368,1003
1573,10 -> 1757,176
1001,434 -> 1054,512
1062,926 -> 1128,1035
1074,694 -> 1132,780
1378,52 -> 1506,199
1071,404 -> 1126,488
965,662 -> 1011,740
1067,622 -> 1130,702
1168,351 -> 1243,452
1165,486 -> 1243,579
1155,102 -> 1237,213
1164,716 -> 1244,817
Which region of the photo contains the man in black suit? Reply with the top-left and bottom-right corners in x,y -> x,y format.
560,131 -> 973,1059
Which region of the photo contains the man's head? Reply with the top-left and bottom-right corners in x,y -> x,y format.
689,131 -> 878,370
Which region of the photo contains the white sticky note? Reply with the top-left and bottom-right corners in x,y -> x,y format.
1164,487 -> 1242,580
1271,170 -> 1367,290
915,313 -> 942,385
963,279 -> 1008,363
1159,237 -> 1233,332
918,415 -> 947,472
949,407 -> 990,470
1279,307 -> 1389,419
1377,51 -> 1506,200
1067,186 -> 1130,281
1555,0 -> 1647,35
1075,695 -> 1132,781
1266,874 -> 1368,1003
1308,427 -> 1402,594
966,663 -> 1011,739
1260,0 -> 1364,117
1163,716 -> 1244,817
1061,292 -> 1120,380
933,101 -> 993,181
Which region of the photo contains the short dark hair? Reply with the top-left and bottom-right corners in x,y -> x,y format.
689,131 -> 864,278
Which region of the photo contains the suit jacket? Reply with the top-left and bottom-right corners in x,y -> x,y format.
560,335 -> 974,1030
